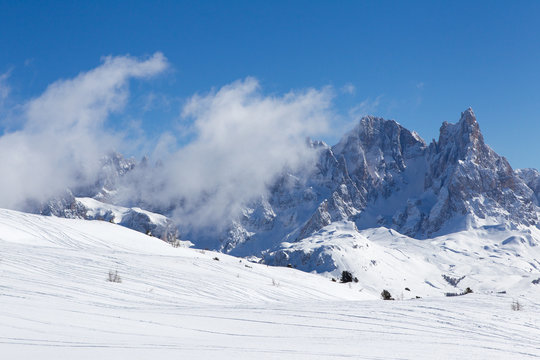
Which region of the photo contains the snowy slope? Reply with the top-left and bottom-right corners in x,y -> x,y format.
265,221 -> 540,299
0,208 -> 366,305
1,209 -> 540,359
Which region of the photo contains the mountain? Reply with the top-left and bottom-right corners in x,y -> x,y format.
220,109 -> 540,258
28,108 -> 540,281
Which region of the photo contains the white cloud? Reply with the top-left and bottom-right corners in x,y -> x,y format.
25,53 -> 168,132
118,77 -> 333,231
0,53 -> 168,209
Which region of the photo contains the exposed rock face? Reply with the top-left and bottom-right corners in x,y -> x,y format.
332,116 -> 426,196
34,190 -> 87,218
516,168 -> 540,204
421,108 -> 537,235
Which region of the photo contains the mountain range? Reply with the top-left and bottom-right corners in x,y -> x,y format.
27,108 -> 540,294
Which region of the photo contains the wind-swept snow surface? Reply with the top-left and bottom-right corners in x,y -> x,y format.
1,209 -> 539,359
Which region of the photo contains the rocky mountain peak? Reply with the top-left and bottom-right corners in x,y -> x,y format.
428,108 -> 494,184
437,108 -> 483,156
457,107 -> 482,145
332,116 -> 426,184
336,116 -> 426,152
420,108 -> 537,235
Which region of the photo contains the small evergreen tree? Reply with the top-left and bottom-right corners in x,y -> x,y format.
340,270 -> 353,283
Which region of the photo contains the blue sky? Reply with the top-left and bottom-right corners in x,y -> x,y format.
2,1 -> 540,169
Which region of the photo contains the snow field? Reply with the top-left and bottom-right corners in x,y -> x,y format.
1,209 -> 539,359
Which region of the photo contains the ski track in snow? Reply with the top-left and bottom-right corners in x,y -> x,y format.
1,209 -> 539,359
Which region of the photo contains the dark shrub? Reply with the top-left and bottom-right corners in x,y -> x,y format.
340,270 -> 354,283
381,289 -> 394,300
446,287 -> 473,297
442,274 -> 465,287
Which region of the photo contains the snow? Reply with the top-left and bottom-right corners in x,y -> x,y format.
267,220 -> 540,299
75,196 -> 179,241
77,197 -> 171,227
1,208 -> 540,359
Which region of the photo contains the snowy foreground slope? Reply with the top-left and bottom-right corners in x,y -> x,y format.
1,209 -> 540,359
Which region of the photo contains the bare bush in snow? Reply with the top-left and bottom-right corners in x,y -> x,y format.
108,270 -> 122,283
511,300 -> 523,311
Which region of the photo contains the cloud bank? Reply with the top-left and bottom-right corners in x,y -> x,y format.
0,54 -> 334,234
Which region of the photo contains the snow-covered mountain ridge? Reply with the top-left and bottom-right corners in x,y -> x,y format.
27,108 -> 540,289
225,108 -> 540,256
